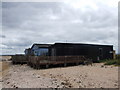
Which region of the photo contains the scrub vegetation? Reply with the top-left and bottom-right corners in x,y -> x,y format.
98,54 -> 120,66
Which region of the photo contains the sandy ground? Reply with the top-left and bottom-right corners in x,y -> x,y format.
1,63 -> 118,88
0,61 -> 11,90
0,56 -> 12,89
0,56 -> 12,61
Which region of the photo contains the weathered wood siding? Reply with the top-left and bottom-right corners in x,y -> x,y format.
28,56 -> 91,69
12,55 -> 28,64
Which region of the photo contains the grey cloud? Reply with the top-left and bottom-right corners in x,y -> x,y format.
0,35 -> 6,38
2,2 -> 61,29
2,37 -> 32,47
2,1 -> 118,55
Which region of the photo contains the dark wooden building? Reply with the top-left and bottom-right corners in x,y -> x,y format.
49,43 -> 113,61
25,43 -> 113,61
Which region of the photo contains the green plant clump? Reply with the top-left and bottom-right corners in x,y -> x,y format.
104,59 -> 119,65
97,58 -> 120,66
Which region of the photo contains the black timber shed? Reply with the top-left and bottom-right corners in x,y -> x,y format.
49,43 -> 113,61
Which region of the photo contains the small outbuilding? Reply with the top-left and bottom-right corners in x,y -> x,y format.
25,44 -> 52,56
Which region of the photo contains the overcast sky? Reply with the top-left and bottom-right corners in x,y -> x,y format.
1,0 -> 119,55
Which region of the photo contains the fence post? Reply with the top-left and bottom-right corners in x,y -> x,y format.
46,64 -> 49,68
64,56 -> 67,67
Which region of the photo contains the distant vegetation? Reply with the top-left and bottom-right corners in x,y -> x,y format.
98,54 -> 120,66
116,54 -> 120,59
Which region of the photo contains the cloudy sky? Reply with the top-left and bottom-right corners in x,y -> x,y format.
1,0 -> 119,55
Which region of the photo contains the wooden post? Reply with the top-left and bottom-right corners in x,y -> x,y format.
76,62 -> 79,65
46,64 -> 49,68
64,63 -> 67,67
113,50 -> 116,59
